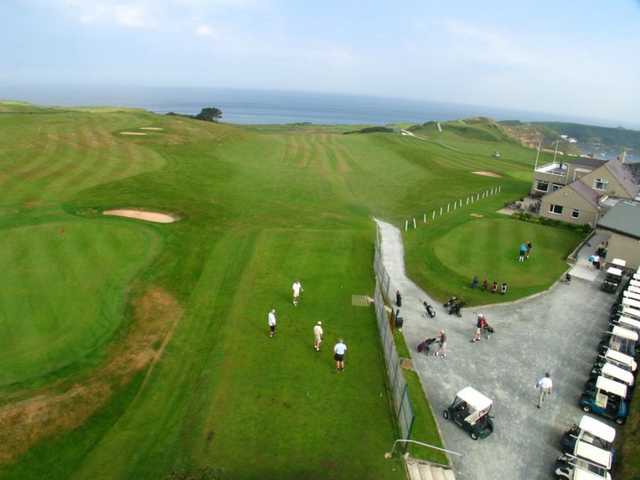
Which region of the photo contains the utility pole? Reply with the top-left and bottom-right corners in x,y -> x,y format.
534,138 -> 542,171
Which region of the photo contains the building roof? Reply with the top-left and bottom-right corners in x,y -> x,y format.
571,157 -> 607,169
604,160 -> 639,198
568,180 -> 601,208
597,201 -> 640,239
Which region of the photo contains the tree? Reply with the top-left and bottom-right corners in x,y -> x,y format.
194,107 -> 223,122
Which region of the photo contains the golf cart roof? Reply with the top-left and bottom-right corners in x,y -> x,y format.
628,285 -> 640,294
623,297 -> 640,310
611,325 -> 639,341
602,362 -> 635,386
634,273 -> 640,281
575,440 -> 613,469
611,258 -> 627,268
579,415 -> 616,443
618,316 -> 640,330
455,386 -> 492,411
573,469 -> 607,480
605,348 -> 637,370
622,306 -> 640,320
606,267 -> 623,277
631,279 -> 640,288
624,290 -> 640,301
596,376 -> 628,398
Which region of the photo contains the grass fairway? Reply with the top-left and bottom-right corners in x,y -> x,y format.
0,105 -> 576,479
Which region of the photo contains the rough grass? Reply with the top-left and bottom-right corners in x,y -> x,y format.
0,103 -> 574,479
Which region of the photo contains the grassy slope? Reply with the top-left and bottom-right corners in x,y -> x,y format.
402,120 -> 584,305
0,107 -> 578,479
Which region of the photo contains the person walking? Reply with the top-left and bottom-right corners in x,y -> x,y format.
334,339 -> 347,371
313,321 -> 324,351
518,242 -> 527,262
292,280 -> 303,306
471,314 -> 487,343
536,372 -> 553,408
267,308 -> 277,337
436,330 -> 447,359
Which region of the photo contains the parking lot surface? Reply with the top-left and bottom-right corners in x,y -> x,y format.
376,220 -> 612,480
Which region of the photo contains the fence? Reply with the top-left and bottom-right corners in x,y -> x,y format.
402,184 -> 503,232
373,230 -> 414,440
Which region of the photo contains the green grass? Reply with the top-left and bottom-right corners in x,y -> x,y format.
0,102 -> 579,479
0,219 -> 161,388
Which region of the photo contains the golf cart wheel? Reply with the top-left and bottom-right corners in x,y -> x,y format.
470,432 -> 479,440
615,418 -> 625,425
442,410 -> 449,420
582,405 -> 591,413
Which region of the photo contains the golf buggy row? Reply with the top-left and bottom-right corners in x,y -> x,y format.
442,386 -> 494,440
556,400 -> 619,479
556,414 -> 616,480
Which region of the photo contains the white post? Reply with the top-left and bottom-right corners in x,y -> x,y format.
460,199 -> 463,208
453,202 -> 457,211
413,218 -> 417,229
432,211 -> 436,220
466,197 -> 469,205
404,220 -> 408,231
440,207 -> 443,216
476,193 -> 480,201
447,203 -> 450,213
423,213 -> 426,223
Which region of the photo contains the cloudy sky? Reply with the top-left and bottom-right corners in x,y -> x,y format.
1,0 -> 639,124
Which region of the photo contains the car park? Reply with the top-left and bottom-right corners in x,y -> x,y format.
580,376 -> 628,424
442,386 -> 494,440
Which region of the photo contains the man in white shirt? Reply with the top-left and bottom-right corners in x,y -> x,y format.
292,280 -> 303,306
313,321 -> 324,351
536,372 -> 553,408
334,339 -> 347,371
268,309 -> 277,337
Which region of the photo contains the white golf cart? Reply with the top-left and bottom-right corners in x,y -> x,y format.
627,285 -> 640,295
589,362 -> 634,391
595,348 -> 637,373
602,267 -> 623,293
622,306 -> 640,321
630,279 -> 640,289
561,415 -> 616,454
580,376 -> 629,424
622,297 -> 640,310
555,443 -> 612,480
615,315 -> 640,333
623,290 -> 640,302
442,386 -> 494,440
599,325 -> 638,358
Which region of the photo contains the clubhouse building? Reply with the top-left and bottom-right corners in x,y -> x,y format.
531,157 -> 639,227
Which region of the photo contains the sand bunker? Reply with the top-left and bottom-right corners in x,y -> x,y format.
103,209 -> 177,223
140,127 -> 164,131
119,131 -> 147,136
470,213 -> 484,218
472,171 -> 502,178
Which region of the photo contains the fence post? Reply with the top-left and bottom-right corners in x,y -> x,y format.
453,202 -> 456,211
413,218 -> 417,229
404,220 -> 408,232
432,210 -> 435,220
447,203 -> 450,213
466,197 -> 469,205
439,207 -> 443,216
423,213 -> 426,224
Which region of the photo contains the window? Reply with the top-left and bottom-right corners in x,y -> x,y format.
551,183 -> 562,192
549,204 -> 564,215
593,178 -> 608,191
536,180 -> 549,192
571,209 -> 580,219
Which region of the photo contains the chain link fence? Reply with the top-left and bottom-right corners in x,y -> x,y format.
373,230 -> 414,439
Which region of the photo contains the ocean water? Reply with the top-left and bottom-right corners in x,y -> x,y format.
0,85 -> 613,127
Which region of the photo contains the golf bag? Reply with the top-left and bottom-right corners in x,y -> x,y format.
444,297 -> 463,317
423,301 -> 436,318
483,324 -> 495,338
394,309 -> 403,329
417,338 -> 436,355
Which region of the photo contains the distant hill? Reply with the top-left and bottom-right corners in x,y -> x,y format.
408,118 -> 515,143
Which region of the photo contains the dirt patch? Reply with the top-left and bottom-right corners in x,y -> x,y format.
103,209 -> 178,224
472,171 -> 502,178
470,213 -> 484,218
139,127 -> 163,131
0,287 -> 182,464
119,131 -> 147,136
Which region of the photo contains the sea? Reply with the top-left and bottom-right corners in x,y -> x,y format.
0,85 -> 628,129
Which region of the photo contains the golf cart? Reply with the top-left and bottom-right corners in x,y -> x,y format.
442,386 -> 494,440
630,279 -> 640,289
611,258 -> 627,270
621,306 -> 640,321
592,348 -> 637,374
627,285 -> 640,295
588,362 -> 634,393
623,289 -> 640,302
602,267 -> 623,293
598,326 -> 639,357
561,415 -> 616,456
613,315 -> 640,333
580,376 -> 628,424
555,445 -> 613,480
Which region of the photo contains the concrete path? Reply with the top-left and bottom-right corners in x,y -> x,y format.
375,219 -> 612,480
569,231 -> 610,282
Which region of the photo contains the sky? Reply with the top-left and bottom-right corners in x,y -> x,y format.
1,0 -> 639,125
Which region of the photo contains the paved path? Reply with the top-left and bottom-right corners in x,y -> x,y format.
568,231 -> 609,282
375,219 -> 612,480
